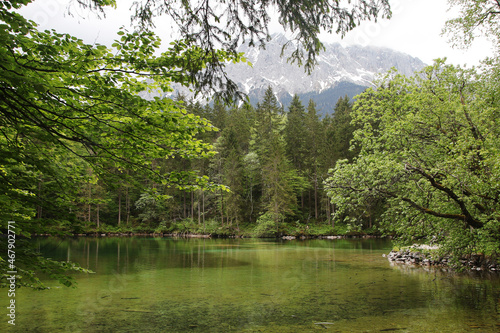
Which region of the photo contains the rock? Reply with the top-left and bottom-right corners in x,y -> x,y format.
386,249 -> 499,272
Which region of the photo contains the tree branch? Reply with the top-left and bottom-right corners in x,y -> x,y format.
405,163 -> 483,229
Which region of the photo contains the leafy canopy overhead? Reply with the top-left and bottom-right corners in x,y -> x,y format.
72,0 -> 391,96
1,1 -> 245,194
0,0 -> 240,288
444,0 -> 500,49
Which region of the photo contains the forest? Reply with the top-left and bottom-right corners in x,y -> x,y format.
8,88 -> 361,238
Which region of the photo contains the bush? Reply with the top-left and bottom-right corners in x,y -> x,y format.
30,219 -> 82,236
252,212 -> 279,237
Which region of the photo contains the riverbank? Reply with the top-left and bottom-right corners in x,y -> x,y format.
386,249 -> 499,272
33,231 -> 384,239
28,218 -> 384,239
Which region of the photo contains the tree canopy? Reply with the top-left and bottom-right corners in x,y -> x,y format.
323,0 -> 500,262
325,61 -> 500,259
0,0 -> 242,288
69,0 -> 391,98
444,0 -> 500,49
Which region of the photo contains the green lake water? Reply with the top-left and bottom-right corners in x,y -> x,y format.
2,237 -> 499,332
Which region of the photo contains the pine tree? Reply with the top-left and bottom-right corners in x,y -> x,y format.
285,95 -> 307,173
304,99 -> 323,220
252,87 -> 297,229
330,95 -> 357,162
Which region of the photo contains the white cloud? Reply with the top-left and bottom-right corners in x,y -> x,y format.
315,0 -> 493,66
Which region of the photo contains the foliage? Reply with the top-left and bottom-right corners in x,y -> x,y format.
329,95 -> 358,162
253,87 -> 300,225
0,1 -> 246,288
135,192 -> 171,225
252,212 -> 282,237
125,0 -> 391,74
444,0 -> 500,49
325,60 -> 500,258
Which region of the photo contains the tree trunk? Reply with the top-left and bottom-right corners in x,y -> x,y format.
331,203 -> 335,229
183,191 -> 187,218
37,178 -> 42,219
198,190 -> 201,226
202,191 -> 205,229
191,191 -> 194,219
314,175 -> 318,219
249,180 -> 253,223
326,194 -> 331,225
275,201 -> 279,234
117,188 -> 122,227
97,204 -> 100,228
125,185 -> 130,226
220,188 -> 224,227
88,181 -> 92,225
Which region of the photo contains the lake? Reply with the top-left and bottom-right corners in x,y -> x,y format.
2,237 -> 499,332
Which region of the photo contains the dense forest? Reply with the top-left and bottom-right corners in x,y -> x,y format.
20,88 -> 362,237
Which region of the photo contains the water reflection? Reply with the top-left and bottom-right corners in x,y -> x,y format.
39,237 -> 258,275
3,237 -> 498,333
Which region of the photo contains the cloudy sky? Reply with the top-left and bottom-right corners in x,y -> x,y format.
18,0 -> 493,66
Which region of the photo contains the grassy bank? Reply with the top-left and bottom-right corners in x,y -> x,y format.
30,218 -> 382,239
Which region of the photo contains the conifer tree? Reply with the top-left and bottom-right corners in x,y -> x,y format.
285,95 -> 307,171
252,87 -> 297,229
304,99 -> 323,219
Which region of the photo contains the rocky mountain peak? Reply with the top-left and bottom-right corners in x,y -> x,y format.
221,34 -> 425,113
143,33 -> 426,114
227,33 -> 425,98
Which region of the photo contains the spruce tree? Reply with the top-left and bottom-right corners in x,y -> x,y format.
253,87 -> 297,230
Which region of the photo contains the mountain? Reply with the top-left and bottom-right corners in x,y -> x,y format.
225,33 -> 426,114
142,34 -> 426,115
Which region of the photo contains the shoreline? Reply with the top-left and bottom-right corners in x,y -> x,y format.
386,249 -> 499,272
31,232 -> 386,240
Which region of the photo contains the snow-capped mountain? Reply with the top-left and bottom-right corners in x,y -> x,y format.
225,33 -> 426,113
142,34 -> 425,114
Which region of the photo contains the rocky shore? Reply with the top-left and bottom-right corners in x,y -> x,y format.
35,233 -> 382,239
386,249 -> 499,272
283,234 -> 381,240
34,232 -> 215,238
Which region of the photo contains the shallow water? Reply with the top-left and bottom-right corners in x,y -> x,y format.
2,237 -> 499,332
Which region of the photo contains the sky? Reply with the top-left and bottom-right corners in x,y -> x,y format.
18,0 -> 494,67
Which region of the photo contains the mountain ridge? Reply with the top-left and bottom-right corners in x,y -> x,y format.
142,34 -> 426,114
224,33 -> 426,113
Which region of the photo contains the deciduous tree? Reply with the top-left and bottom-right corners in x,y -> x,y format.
326,61 -> 500,258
